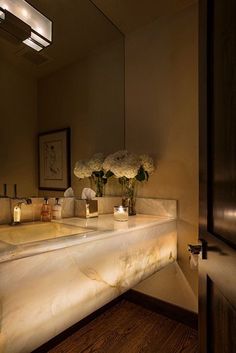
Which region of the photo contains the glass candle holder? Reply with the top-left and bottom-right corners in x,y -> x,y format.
113,205 -> 128,222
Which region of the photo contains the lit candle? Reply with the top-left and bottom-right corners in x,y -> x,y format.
114,205 -> 128,222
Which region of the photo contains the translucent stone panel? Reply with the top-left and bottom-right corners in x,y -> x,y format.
0,216 -> 177,353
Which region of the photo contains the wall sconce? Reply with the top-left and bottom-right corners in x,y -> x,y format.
0,0 -> 52,51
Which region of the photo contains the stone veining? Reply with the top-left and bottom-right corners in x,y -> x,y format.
0,214 -> 177,353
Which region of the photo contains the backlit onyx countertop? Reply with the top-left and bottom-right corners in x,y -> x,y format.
0,214 -> 176,263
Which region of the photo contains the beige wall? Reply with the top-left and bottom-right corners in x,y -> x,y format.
38,39 -> 124,198
135,262 -> 198,312
0,59 -> 38,198
125,4 -> 198,295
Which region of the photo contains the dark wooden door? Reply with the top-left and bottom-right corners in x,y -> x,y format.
199,1 -> 236,353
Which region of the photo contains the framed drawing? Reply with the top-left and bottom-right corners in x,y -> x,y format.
39,128 -> 71,190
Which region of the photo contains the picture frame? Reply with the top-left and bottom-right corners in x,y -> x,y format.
38,128 -> 71,190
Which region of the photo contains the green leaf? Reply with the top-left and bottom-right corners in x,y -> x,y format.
118,176 -> 127,184
105,170 -> 114,178
136,166 -> 146,182
92,171 -> 102,178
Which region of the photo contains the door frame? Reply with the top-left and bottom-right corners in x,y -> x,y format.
199,1 -> 236,352
199,1 -> 209,350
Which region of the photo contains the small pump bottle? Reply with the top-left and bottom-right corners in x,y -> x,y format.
13,205 -> 21,224
41,198 -> 52,222
52,198 -> 62,220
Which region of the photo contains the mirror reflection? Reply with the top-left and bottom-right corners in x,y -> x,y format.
0,0 -> 125,197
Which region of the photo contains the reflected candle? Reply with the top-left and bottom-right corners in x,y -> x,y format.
114,206 -> 128,221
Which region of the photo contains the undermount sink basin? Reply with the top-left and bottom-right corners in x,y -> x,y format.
0,222 -> 93,245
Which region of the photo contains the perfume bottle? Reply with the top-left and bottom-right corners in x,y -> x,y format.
41,198 -> 52,222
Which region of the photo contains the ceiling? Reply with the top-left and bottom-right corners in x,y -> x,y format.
91,0 -> 197,34
0,0 -> 196,78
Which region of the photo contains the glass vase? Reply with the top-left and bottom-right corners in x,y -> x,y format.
121,178 -> 136,216
93,175 -> 105,197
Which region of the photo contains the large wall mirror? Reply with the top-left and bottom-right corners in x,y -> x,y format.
0,0 -> 125,197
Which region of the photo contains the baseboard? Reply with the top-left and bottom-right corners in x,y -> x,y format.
124,289 -> 198,330
33,290 -> 197,352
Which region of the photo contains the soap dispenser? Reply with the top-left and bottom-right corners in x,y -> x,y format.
41,197 -> 52,222
52,198 -> 62,220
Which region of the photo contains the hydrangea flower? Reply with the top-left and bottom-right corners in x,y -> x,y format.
87,153 -> 104,172
139,154 -> 155,174
74,153 -> 110,197
103,150 -> 155,181
74,160 -> 92,179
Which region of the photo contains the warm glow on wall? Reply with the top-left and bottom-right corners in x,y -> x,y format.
0,0 -> 52,51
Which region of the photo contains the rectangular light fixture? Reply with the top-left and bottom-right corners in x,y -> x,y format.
0,8 -> 5,21
0,7 -> 31,42
0,0 -> 52,51
23,37 -> 43,52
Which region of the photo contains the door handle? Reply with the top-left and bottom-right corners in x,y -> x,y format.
188,244 -> 202,254
188,239 -> 208,260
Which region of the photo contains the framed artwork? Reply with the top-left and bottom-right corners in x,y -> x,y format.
38,128 -> 71,190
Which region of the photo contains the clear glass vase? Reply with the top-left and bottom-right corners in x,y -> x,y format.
93,175 -> 105,197
121,178 -> 136,216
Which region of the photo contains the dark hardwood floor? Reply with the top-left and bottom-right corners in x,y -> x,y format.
44,300 -> 198,353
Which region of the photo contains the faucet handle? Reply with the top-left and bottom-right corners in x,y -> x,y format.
0,184 -> 8,198
3,184 -> 7,197
14,184 -> 17,198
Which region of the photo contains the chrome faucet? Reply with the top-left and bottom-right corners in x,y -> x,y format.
12,198 -> 32,225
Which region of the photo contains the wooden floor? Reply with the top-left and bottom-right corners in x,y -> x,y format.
45,300 -> 198,353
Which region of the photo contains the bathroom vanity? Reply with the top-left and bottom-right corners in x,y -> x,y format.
0,213 -> 176,353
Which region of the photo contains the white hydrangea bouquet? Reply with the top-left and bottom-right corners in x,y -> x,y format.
74,153 -> 109,197
103,150 -> 155,215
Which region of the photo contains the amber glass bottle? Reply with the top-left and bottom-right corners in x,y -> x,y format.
41,198 -> 52,222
